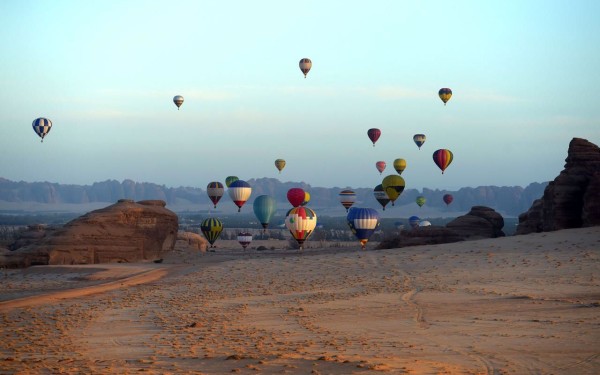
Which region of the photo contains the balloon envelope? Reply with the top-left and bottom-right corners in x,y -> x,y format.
287,188 -> 305,208
443,194 -> 454,205
274,159 -> 286,173
420,220 -> 432,227
413,134 -> 426,149
367,128 -> 381,146
228,180 -> 252,212
225,176 -> 239,187
253,195 -> 276,230
438,88 -> 452,105
416,196 -> 426,208
173,95 -> 184,110
200,218 -> 223,246
285,206 -> 317,249
375,161 -> 386,174
237,232 -> 253,249
302,191 -> 311,206
433,149 -> 454,174
381,175 -> 405,205
339,190 -> 357,212
32,118 -> 52,142
347,207 -> 380,249
393,159 -> 407,175
299,58 -> 312,78
373,184 -> 390,210
207,181 -> 224,208
408,216 -> 420,228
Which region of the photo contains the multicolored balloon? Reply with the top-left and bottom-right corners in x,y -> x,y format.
413,134 -> 426,149
381,175 -> 405,205
375,161 -> 386,174
200,218 -> 223,247
347,207 -> 380,250
253,195 -> 276,231
287,188 -> 305,208
237,232 -> 253,249
173,95 -> 184,110
228,180 -> 252,212
443,194 -> 454,206
367,128 -> 381,147
299,58 -> 312,78
433,149 -> 454,174
373,184 -> 390,211
339,190 -> 357,212
32,118 -> 52,142
416,196 -> 426,208
408,216 -> 420,228
302,191 -> 311,206
285,206 -> 317,249
393,158 -> 407,175
438,88 -> 452,105
206,182 -> 224,209
225,176 -> 239,188
274,159 -> 286,174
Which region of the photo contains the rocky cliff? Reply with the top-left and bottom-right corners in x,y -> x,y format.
517,138 -> 600,234
1,200 -> 178,268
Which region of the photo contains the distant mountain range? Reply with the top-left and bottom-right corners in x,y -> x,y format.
0,177 -> 547,217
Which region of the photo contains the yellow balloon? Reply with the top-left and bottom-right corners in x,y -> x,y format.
274,159 -> 286,173
393,158 -> 406,175
381,175 -> 405,206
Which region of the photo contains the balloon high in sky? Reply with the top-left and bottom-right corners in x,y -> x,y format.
1,1 -> 598,192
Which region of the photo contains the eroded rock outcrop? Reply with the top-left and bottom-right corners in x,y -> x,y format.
517,138 -> 600,234
446,206 -> 505,239
376,226 -> 464,249
2,200 -> 178,268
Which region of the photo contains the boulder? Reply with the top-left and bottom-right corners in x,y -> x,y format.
446,206 -> 505,239
2,200 -> 178,268
517,138 -> 600,234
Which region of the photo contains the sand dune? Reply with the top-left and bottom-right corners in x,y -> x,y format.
1,227 -> 599,374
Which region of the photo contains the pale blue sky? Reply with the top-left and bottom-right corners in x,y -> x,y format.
1,0 -> 598,191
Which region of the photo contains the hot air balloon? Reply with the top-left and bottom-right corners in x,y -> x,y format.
438,88 -> 452,105
443,194 -> 454,206
373,184 -> 390,211
274,159 -> 286,174
285,206 -> 317,249
394,221 -> 405,230
200,218 -> 223,247
206,182 -> 224,209
381,175 -> 405,206
299,58 -> 312,78
237,232 -> 253,249
253,195 -> 276,231
420,220 -> 432,227
433,149 -> 454,174
416,196 -> 426,208
375,161 -> 386,175
367,128 -> 381,147
228,180 -> 252,212
413,134 -> 426,149
225,176 -> 239,188
32,118 -> 52,142
393,159 -> 407,175
408,216 -> 420,228
287,188 -> 305,208
302,191 -> 311,206
173,95 -> 184,110
346,207 -> 380,250
339,190 -> 357,212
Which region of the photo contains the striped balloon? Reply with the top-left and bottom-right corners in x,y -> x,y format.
339,190 -> 357,212
32,118 -> 52,142
299,58 -> 312,78
347,207 -> 380,250
237,232 -> 253,249
373,184 -> 390,211
432,149 -> 454,174
285,206 -> 317,249
173,95 -> 184,110
200,218 -> 223,247
228,180 -> 252,212
207,181 -> 224,208
413,134 -> 426,149
438,88 -> 452,105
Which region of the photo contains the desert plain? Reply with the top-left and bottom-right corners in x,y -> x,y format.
1,227 -> 599,374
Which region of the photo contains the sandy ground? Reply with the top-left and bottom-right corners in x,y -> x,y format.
1,227 -> 599,374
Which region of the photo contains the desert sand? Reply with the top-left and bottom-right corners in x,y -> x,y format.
1,227 -> 599,374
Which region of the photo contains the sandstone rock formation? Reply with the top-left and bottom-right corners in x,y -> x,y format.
175,231 -> 208,252
376,226 -> 464,249
517,138 -> 600,234
1,200 -> 178,268
446,206 -> 505,239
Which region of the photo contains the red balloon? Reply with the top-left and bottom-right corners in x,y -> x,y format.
287,188 -> 305,207
443,194 -> 454,205
367,128 -> 381,147
375,161 -> 386,174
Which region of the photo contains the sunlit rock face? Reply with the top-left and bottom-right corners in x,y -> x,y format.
2,200 -> 178,268
517,138 -> 600,235
446,206 -> 505,239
